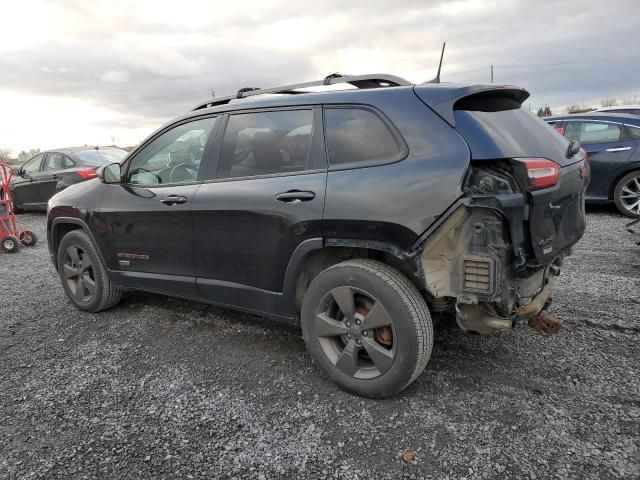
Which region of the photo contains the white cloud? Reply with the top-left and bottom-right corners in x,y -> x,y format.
0,0 -> 639,152
100,70 -> 130,83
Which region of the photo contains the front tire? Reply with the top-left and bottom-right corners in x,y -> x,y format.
614,170 -> 640,218
57,230 -> 122,312
301,259 -> 433,398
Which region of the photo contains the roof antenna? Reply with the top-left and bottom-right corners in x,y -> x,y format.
426,42 -> 446,83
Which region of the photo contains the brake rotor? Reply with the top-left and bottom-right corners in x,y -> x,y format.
375,327 -> 393,347
355,304 -> 393,348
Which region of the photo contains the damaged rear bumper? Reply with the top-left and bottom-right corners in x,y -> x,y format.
414,193 -> 576,335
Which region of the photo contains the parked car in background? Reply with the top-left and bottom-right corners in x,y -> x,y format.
47,74 -> 589,397
545,113 -> 640,217
595,105 -> 640,116
10,147 -> 128,213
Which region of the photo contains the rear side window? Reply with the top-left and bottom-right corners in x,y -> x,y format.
217,110 -> 313,179
43,153 -> 64,171
546,120 -> 565,136
76,149 -> 128,166
324,108 -> 402,166
627,125 -> 640,140
565,121 -> 622,144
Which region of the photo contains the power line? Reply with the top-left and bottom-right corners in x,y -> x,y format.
498,53 -> 640,69
444,53 -> 640,77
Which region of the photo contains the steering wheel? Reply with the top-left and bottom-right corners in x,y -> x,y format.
169,163 -> 198,184
132,167 -> 162,184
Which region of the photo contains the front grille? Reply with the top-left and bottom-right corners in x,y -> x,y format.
463,256 -> 494,294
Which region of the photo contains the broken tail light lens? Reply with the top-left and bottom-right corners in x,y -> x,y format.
76,168 -> 98,180
515,158 -> 560,190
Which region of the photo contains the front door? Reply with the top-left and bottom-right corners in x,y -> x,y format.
565,120 -> 636,199
192,108 -> 326,317
12,153 -> 45,207
96,116 -> 220,297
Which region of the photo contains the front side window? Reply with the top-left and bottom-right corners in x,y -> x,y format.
565,121 -> 622,144
22,154 -> 44,174
126,117 -> 217,185
43,153 -> 64,171
324,108 -> 402,166
216,109 -> 313,179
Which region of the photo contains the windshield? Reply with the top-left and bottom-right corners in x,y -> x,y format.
75,149 -> 128,166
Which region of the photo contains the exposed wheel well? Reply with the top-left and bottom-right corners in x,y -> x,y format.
293,246 -> 423,313
51,223 -> 83,265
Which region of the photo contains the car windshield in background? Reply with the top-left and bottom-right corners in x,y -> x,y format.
75,149 -> 128,166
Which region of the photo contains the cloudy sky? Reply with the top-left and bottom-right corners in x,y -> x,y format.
1,0 -> 639,154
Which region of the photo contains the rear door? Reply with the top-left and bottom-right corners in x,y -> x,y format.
38,152 -> 67,201
11,153 -> 45,207
192,107 -> 326,317
564,120 -> 635,199
96,116 -> 219,297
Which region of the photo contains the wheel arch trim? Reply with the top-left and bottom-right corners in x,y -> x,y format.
49,217 -> 109,271
281,237 -> 420,319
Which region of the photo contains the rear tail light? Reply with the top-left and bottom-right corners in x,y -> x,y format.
515,158 -> 560,189
76,168 -> 98,180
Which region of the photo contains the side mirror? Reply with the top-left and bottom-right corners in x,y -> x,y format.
98,163 -> 122,184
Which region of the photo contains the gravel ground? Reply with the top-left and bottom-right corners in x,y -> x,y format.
1,208 -> 639,480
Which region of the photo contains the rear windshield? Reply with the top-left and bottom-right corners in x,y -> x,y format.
454,107 -> 570,163
75,149 -> 128,166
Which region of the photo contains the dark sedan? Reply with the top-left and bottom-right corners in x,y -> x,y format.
10,146 -> 128,213
545,113 -> 640,217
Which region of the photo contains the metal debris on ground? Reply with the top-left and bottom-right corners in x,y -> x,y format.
528,311 -> 563,335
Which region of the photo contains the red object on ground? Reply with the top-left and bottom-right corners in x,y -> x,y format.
0,162 -> 37,253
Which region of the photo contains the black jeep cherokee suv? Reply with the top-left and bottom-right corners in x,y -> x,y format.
47,74 -> 589,398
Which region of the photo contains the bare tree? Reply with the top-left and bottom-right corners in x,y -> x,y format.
567,105 -> 595,114
601,97 -> 617,107
0,148 -> 12,163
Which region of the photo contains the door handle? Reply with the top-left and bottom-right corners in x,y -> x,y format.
605,146 -> 631,152
52,174 -> 59,179
276,190 -> 315,203
160,195 -> 188,206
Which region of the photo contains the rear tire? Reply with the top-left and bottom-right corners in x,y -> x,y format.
57,230 -> 121,312
2,236 -> 20,253
613,170 -> 640,218
301,259 -> 433,398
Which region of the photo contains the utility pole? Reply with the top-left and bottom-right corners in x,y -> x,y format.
490,65 -> 494,83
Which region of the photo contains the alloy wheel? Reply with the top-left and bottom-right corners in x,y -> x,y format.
620,175 -> 640,215
62,245 -> 97,304
314,286 -> 396,380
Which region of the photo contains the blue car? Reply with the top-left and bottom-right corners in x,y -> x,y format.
545,113 -> 640,217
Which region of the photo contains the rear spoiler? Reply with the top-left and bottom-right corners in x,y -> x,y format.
413,84 -> 530,127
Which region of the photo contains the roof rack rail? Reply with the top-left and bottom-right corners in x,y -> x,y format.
192,73 -> 412,111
